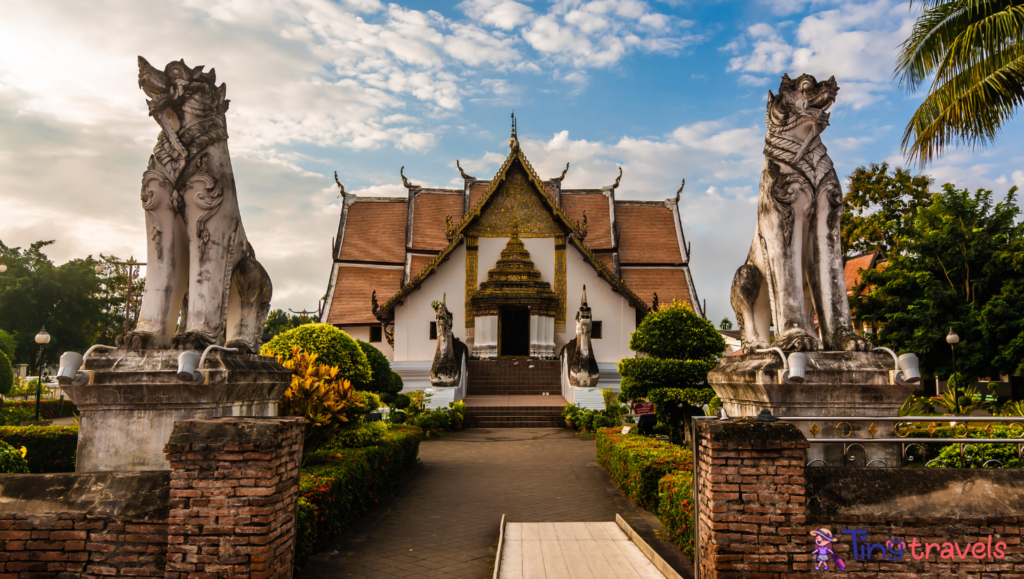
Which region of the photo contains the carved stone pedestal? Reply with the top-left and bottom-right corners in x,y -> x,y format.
63,349 -> 290,472
708,351 -> 917,467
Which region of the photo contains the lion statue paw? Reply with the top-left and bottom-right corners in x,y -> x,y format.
775,331 -> 820,352
834,332 -> 872,351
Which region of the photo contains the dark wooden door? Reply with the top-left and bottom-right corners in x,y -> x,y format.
499,308 -> 530,357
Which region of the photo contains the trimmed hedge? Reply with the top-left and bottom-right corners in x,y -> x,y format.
261,324 -> 372,388
595,427 -> 692,511
618,358 -> 718,401
295,426 -> 422,567
657,471 -> 695,557
356,340 -> 401,397
0,425 -> 78,473
2,399 -> 78,420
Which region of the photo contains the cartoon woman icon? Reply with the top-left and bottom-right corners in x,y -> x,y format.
810,528 -> 845,571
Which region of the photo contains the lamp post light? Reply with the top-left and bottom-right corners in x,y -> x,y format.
34,326 -> 51,422
946,328 -> 961,413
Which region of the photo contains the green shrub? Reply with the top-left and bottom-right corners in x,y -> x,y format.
0,350 -> 12,397
1,400 -> 78,421
393,394 -> 411,410
388,410 -> 407,425
629,301 -> 725,360
356,340 -> 401,397
295,427 -> 422,567
0,440 -> 29,473
326,421 -> 389,449
618,359 -> 718,401
0,425 -> 78,473
262,324 -> 372,387
657,470 -> 695,557
414,408 -> 452,433
596,427 -> 692,511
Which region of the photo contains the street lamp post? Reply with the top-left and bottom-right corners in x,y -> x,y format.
946,328 -> 961,412
34,326 -> 51,422
96,255 -> 146,337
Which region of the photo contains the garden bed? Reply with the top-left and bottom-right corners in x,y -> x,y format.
295,425 -> 423,567
595,427 -> 695,557
0,424 -> 78,473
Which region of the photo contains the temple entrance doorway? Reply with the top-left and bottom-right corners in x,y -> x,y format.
499,307 -> 530,357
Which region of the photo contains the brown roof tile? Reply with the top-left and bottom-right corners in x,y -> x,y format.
469,182 -> 489,209
596,253 -> 615,271
339,201 -> 408,263
621,268 -> 693,310
561,193 -> 612,250
616,204 -> 683,264
326,266 -> 404,325
409,254 -> 434,280
412,193 -> 464,251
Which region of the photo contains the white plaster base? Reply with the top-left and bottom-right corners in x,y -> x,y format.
529,314 -> 556,359
473,315 -> 498,359
64,349 -> 290,472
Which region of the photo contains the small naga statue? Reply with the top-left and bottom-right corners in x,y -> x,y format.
567,286 -> 599,388
429,294 -> 460,387
125,57 -> 272,352
730,74 -> 870,354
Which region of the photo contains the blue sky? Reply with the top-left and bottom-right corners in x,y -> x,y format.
2,0 -> 1022,324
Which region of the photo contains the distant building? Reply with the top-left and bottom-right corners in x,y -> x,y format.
319,127 -> 703,383
844,251 -> 887,336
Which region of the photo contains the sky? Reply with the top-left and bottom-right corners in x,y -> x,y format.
2,0 -> 1023,325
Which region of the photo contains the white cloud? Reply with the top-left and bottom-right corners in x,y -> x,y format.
726,1 -> 917,108
737,74 -> 770,86
459,0 -> 534,30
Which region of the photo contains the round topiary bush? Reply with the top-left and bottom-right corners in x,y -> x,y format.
356,340 -> 400,396
629,300 -> 726,360
393,393 -> 411,410
0,440 -> 29,474
262,323 -> 372,387
0,350 -> 13,398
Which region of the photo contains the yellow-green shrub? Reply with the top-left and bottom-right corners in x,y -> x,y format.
262,324 -> 372,387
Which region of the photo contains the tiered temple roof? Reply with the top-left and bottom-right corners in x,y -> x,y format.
321,133 -> 703,327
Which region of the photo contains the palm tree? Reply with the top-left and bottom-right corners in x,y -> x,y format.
895,0 -> 1024,165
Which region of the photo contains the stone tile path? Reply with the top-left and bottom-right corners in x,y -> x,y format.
298,428 -> 693,579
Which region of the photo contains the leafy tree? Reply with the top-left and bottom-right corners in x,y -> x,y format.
0,241 -> 113,365
853,184 -> 1024,382
263,309 -> 292,335
0,330 -> 15,363
93,255 -> 146,343
841,163 -> 933,257
895,0 -> 1024,164
262,308 -> 314,336
719,318 -> 733,330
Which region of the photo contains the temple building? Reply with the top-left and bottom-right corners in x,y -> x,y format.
320,122 -> 703,401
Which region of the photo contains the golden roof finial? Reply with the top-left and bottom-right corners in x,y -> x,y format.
509,111 -> 518,149
675,178 -> 685,202
400,166 -> 418,190
456,159 -> 475,181
554,162 -> 569,182
334,171 -> 346,198
613,166 -> 623,189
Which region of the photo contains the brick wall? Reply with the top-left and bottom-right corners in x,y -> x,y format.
163,417 -> 304,579
695,419 -> 810,579
0,471 -> 170,579
696,418 -> 1024,579
0,417 -> 303,579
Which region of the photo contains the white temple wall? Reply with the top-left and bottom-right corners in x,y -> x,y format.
392,245 -> 467,362
342,325 -> 395,361
561,245 -> 636,363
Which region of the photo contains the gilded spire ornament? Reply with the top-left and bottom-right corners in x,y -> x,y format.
675,178 -> 685,202
509,111 -> 519,149
554,162 -> 570,182
334,171 -> 346,199
400,166 -> 419,190
613,166 -> 622,189
457,159 -> 475,181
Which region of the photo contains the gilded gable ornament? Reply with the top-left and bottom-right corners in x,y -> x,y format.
466,165 -> 564,238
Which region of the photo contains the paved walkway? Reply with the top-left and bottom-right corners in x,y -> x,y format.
298,428 -> 692,579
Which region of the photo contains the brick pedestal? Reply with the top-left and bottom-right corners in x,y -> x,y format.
695,419 -> 810,579
163,417 -> 304,579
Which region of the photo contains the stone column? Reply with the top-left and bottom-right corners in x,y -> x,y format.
163,417 -> 304,579
473,315 -> 497,358
695,419 -> 810,579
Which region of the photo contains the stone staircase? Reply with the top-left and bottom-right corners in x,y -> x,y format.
464,359 -> 564,428
466,359 -> 560,395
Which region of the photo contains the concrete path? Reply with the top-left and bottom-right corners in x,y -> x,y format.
499,522 -> 666,579
298,428 -> 692,579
